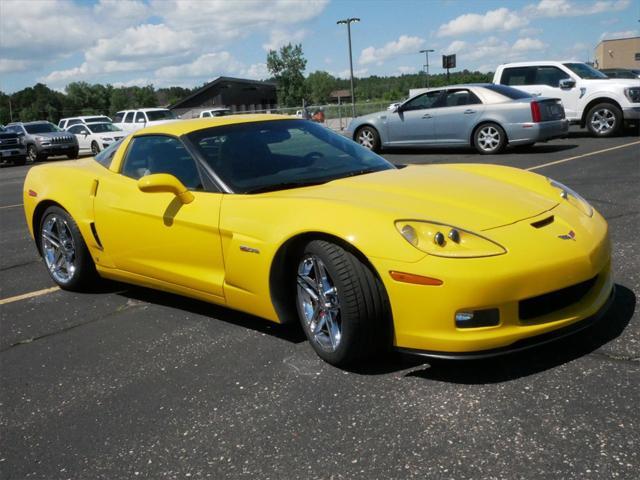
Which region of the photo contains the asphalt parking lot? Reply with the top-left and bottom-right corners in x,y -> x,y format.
1,127 -> 639,479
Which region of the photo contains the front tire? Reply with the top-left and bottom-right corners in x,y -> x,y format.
91,141 -> 100,155
473,123 -> 507,154
67,148 -> 79,160
355,126 -> 381,152
27,144 -> 44,162
586,103 -> 622,137
295,240 -> 389,366
39,206 -> 98,290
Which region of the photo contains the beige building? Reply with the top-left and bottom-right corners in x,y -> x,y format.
594,36 -> 640,69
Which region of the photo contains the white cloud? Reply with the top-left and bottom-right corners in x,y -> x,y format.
437,8 -> 528,37
334,68 -> 369,79
0,59 -> 32,74
446,36 -> 548,66
600,30 -> 639,41
155,52 -> 243,80
444,40 -> 467,54
397,66 -> 418,74
262,29 -> 308,52
525,0 -> 630,17
512,38 -> 546,52
359,35 -> 425,65
244,63 -> 269,80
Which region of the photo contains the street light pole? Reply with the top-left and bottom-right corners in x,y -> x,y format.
420,49 -> 434,88
337,17 -> 360,119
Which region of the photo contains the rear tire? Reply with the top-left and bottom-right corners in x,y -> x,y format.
473,123 -> 507,154
38,206 -> 98,291
295,240 -> 390,366
586,103 -> 622,137
355,126 -> 381,152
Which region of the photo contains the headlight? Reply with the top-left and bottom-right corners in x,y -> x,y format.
624,87 -> 640,103
35,135 -> 48,142
548,179 -> 593,217
395,220 -> 506,258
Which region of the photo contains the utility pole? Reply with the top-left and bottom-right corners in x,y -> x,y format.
420,49 -> 434,88
337,17 -> 360,119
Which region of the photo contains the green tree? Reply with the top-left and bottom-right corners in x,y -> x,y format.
305,71 -> 337,105
266,43 -> 307,107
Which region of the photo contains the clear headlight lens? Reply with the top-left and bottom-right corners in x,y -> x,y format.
548,179 -> 593,217
624,87 -> 640,103
396,220 -> 506,258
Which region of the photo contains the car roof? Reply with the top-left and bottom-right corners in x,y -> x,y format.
134,114 -> 292,136
498,60 -> 576,67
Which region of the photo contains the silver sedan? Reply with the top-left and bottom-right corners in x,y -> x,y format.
346,84 -> 569,154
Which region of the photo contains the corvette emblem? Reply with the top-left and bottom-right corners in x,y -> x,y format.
558,230 -> 576,241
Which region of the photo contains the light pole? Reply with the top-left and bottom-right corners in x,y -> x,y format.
420,49 -> 434,88
337,17 -> 360,118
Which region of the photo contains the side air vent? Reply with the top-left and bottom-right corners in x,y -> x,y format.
90,222 -> 103,249
531,215 -> 554,229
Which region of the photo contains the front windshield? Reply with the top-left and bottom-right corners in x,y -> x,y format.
563,63 -> 608,79
24,123 -> 61,134
88,123 -> 121,133
146,110 -> 177,121
84,116 -> 111,123
187,119 -> 395,193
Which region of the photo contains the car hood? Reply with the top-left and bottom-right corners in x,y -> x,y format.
346,110 -> 386,130
276,164 -> 559,231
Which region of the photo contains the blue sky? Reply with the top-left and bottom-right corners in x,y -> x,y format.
0,0 -> 638,93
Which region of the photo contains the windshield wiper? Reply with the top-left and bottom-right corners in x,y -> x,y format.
245,180 -> 328,194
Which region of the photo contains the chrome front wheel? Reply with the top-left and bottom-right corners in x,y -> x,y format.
296,254 -> 342,352
474,123 -> 506,154
41,214 -> 77,284
355,126 -> 380,151
589,108 -> 615,135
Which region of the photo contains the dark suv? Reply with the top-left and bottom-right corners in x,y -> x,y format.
0,124 -> 27,166
6,121 -> 79,162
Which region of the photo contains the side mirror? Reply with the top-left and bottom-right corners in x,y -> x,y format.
137,173 -> 194,204
559,78 -> 576,89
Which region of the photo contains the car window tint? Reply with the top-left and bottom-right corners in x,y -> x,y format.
67,119 -> 82,126
441,89 -> 482,107
113,112 -> 124,123
534,66 -> 570,87
402,91 -> 442,111
124,112 -> 134,123
135,112 -> 146,123
202,112 -> 211,117
94,138 -> 124,168
121,135 -> 203,190
68,125 -> 82,134
501,67 -> 536,85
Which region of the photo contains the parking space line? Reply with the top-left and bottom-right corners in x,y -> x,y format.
526,140 -> 640,171
0,286 -> 60,305
0,204 -> 23,210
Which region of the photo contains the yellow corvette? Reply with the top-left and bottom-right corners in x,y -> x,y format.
23,115 -> 613,366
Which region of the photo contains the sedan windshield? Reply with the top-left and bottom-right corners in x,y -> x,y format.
563,63 -> 608,79
146,110 -> 177,121
88,123 -> 121,133
24,123 -> 61,134
187,119 -> 395,193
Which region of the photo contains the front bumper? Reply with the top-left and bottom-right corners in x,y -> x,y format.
371,202 -> 612,354
622,107 -> 640,120
38,143 -> 77,155
1,146 -> 27,160
508,119 -> 569,145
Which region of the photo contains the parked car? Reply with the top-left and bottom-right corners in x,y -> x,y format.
6,121 -> 78,162
58,115 -> 112,130
66,122 -> 126,155
347,84 -> 568,154
199,108 -> 231,118
600,68 -> 640,79
113,108 -> 178,133
23,115 -> 613,367
494,61 -> 640,137
0,124 -> 27,166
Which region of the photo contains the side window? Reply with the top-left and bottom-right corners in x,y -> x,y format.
68,125 -> 83,134
135,112 -> 146,123
534,66 -> 570,87
500,67 -> 536,86
67,119 -> 81,126
202,111 -> 211,117
58,120 -> 65,128
124,112 -> 134,123
121,135 -> 203,190
113,112 -> 124,123
402,91 -> 442,111
6,125 -> 20,134
440,89 -> 482,107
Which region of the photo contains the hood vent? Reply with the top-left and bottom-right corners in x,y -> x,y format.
531,215 -> 554,229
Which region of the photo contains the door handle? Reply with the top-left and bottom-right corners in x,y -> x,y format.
422,113 -> 432,119
463,109 -> 476,114
532,92 -> 542,96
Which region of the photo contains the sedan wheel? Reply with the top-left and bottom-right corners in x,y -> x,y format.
91,141 -> 100,155
297,254 -> 342,352
294,240 -> 391,366
356,126 -> 381,152
474,123 -> 506,154
587,103 -> 621,137
39,206 -> 98,290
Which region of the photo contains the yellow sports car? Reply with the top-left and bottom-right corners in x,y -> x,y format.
23,115 -> 614,366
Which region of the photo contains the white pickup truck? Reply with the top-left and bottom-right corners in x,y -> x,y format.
493,61 -> 640,136
112,108 -> 179,133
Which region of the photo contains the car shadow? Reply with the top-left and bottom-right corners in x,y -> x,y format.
383,143 -> 578,156
118,285 -> 308,344
400,284 -> 636,384
567,127 -> 639,139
